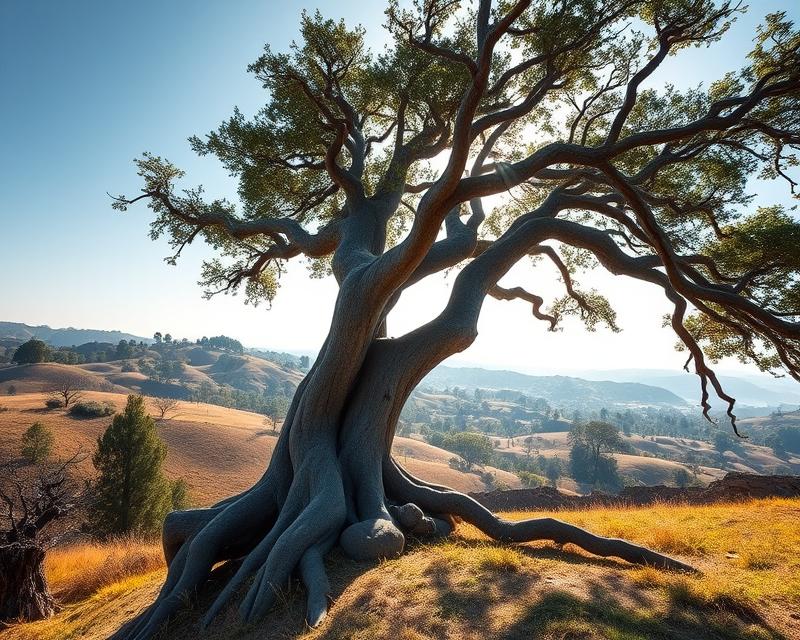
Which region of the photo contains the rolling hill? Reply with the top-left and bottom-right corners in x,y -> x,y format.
0,348 -> 304,399
0,391 -> 523,501
2,359 -> 796,491
579,368 -> 800,407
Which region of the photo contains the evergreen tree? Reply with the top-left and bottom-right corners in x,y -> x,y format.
12,339 -> 49,364
90,395 -> 172,536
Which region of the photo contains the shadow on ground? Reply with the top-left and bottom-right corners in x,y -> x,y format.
133,537 -> 789,640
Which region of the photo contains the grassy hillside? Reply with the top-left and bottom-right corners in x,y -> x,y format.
0,363 -> 125,394
2,384 -> 794,501
0,346 -> 304,399
4,498 -> 798,639
0,392 -> 521,502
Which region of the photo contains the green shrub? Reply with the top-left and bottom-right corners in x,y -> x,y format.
69,401 -> 115,418
45,397 -> 63,409
517,471 -> 545,487
21,422 -> 54,463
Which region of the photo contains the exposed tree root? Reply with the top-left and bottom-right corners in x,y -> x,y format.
384,457 -> 698,574
112,448 -> 696,640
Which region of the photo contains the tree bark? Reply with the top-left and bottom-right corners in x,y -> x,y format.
0,542 -> 55,623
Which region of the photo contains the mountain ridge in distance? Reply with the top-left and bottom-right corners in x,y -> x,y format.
423,366 -> 687,408
0,321 -> 149,348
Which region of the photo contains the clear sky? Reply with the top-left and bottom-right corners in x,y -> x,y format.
1,1 -> 797,378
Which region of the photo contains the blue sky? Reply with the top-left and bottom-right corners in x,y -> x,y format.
0,1 -> 797,377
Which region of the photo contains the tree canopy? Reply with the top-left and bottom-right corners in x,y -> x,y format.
114,1 -> 800,433
20,423 -> 54,465
443,431 -> 494,470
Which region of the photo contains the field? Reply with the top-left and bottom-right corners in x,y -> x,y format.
483,429 -> 799,485
0,391 -> 522,502
3,498 -> 798,640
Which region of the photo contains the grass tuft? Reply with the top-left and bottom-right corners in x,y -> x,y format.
475,545 -> 525,572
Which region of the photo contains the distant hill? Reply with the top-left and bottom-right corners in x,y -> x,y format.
0,350 -> 306,400
630,374 -> 800,408
0,321 -> 148,347
575,368 -> 800,407
424,366 -> 686,408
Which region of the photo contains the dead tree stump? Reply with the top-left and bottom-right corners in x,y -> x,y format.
0,542 -> 55,623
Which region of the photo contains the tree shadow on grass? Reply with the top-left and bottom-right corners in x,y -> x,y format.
21,407 -> 57,414
500,586 -> 785,640
138,538 -> 787,640
248,429 -> 280,441
421,540 -> 787,640
343,538 -> 786,640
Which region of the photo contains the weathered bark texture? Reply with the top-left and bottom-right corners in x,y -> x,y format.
0,543 -> 55,623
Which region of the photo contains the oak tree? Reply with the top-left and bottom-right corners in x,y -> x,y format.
111,2 -> 800,637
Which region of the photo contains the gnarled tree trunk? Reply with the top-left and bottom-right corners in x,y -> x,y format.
0,543 -> 55,623
112,259 -> 695,640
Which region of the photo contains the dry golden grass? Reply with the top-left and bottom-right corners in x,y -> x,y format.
3,498 -> 798,640
0,392 -> 278,504
484,497 -> 800,616
45,538 -> 164,603
0,392 -> 521,503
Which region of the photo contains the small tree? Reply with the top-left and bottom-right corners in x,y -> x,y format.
170,478 -> 191,511
672,467 -> 693,488
517,471 -> 544,487
20,423 -> 54,464
90,395 -> 173,536
263,395 -> 289,433
12,340 -> 49,365
47,374 -> 84,409
7,385 -> 16,396
155,358 -> 184,384
569,421 -> 623,486
523,436 -> 538,457
545,457 -> 562,488
152,396 -> 180,420
714,430 -> 738,453
115,340 -> 133,359
442,432 -> 493,471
